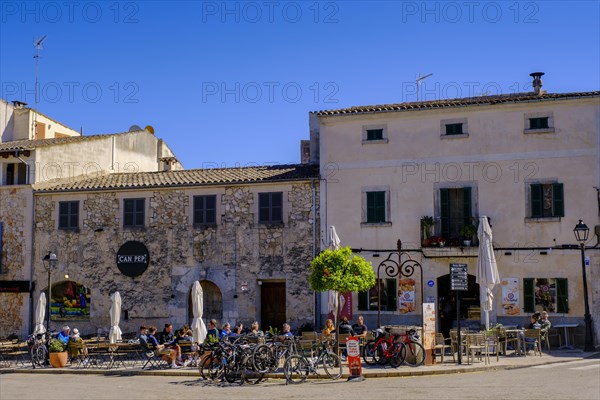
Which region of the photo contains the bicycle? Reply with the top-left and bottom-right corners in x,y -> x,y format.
396,329 -> 426,367
27,332 -> 50,368
252,334 -> 299,373
362,329 -> 403,367
283,339 -> 342,384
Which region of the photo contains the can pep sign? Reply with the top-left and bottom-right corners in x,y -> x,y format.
116,241 -> 150,277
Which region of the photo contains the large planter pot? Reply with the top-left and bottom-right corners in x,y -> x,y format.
49,351 -> 68,368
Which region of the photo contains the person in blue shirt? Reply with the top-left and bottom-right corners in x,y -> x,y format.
220,322 -> 232,340
226,323 -> 243,342
281,323 -> 293,337
57,326 -> 70,346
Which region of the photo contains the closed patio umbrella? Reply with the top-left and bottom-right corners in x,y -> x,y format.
33,292 -> 46,336
476,217 -> 500,330
191,281 -> 207,344
109,291 -> 122,344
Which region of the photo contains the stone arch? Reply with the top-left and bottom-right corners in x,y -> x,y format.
46,280 -> 91,321
187,280 -> 223,324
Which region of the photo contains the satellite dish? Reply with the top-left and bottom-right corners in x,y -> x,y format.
144,125 -> 155,134
128,125 -> 142,132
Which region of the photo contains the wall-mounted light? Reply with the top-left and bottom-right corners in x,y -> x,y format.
257,280 -> 262,286
241,281 -> 248,293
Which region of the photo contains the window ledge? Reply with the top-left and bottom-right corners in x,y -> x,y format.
123,226 -> 146,231
441,133 -> 469,139
362,138 -> 389,145
58,228 -> 80,232
524,128 -> 555,134
259,222 -> 284,228
525,217 -> 561,223
193,223 -> 217,230
361,221 -> 392,227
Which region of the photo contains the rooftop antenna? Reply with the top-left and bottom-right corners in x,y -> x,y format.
33,35 -> 47,106
415,72 -> 433,101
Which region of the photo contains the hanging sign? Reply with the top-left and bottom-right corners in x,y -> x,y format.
450,263 -> 468,291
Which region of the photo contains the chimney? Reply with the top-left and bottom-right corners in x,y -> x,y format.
300,140 -> 310,164
530,72 -> 545,95
12,100 -> 27,109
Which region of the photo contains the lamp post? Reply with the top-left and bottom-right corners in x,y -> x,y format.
42,251 -> 57,331
573,220 -> 594,352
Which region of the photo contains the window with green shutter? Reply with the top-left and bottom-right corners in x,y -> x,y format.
259,192 -> 283,224
58,201 -> 79,230
439,187 -> 472,240
556,278 -> 569,313
530,183 -> 564,218
358,278 -> 396,311
366,191 -> 386,223
524,278 -> 568,313
523,278 -> 534,313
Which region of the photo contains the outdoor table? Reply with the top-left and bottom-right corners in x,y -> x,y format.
504,329 -> 524,356
554,323 -> 579,350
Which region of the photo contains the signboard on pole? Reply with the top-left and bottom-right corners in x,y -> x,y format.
450,263 -> 468,291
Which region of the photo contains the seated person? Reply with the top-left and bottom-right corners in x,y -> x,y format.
523,312 -> 541,353
174,328 -> 194,367
539,311 -> 551,341
57,326 -> 71,347
322,319 -> 335,338
227,323 -> 243,341
205,319 -> 220,344
158,323 -> 182,363
249,321 -> 263,336
338,317 -> 355,335
352,315 -> 368,339
147,326 -> 180,368
220,322 -> 232,340
68,328 -> 88,358
138,325 -> 149,345
281,323 -> 294,337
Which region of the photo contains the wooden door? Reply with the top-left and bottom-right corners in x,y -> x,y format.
35,122 -> 46,140
260,282 -> 286,332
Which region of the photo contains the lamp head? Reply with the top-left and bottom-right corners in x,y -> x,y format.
573,220 -> 590,243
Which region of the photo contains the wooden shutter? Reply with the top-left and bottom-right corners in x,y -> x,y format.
463,187 -> 472,226
386,278 -> 397,311
523,278 -> 534,313
440,188 -> 450,238
530,184 -> 542,218
552,183 -> 564,217
556,278 -> 569,313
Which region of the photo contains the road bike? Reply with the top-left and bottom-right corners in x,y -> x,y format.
396,329 -> 426,367
362,329 -> 403,367
27,332 -> 50,368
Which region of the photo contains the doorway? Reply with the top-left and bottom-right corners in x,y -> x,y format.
188,280 -> 223,324
260,281 -> 286,332
437,274 -> 480,338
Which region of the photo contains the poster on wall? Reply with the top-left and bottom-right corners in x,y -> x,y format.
398,279 -> 416,314
501,278 -> 520,315
422,302 -> 436,351
50,281 -> 91,320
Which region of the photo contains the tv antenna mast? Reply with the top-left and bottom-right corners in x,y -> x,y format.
415,72 -> 433,101
33,35 -> 47,106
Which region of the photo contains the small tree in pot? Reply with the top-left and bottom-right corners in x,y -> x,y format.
460,224 -> 477,246
48,338 -> 68,368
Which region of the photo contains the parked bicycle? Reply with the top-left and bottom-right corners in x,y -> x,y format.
396,329 -> 426,367
252,334 -> 299,373
283,338 -> 342,384
27,331 -> 51,368
361,328 -> 403,367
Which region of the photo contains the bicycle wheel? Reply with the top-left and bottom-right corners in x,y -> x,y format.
199,354 -> 212,379
321,352 -> 342,380
374,342 -> 388,365
362,340 -> 377,365
283,355 -> 309,384
388,343 -> 404,368
241,354 -> 265,385
401,341 -> 425,366
252,344 -> 275,373
31,344 -> 47,368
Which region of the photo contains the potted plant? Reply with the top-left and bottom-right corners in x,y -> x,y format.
48,338 -> 68,368
423,236 -> 446,247
460,224 -> 477,246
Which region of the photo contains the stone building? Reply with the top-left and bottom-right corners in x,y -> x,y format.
31,165 -> 319,335
311,73 -> 600,344
0,98 -> 182,337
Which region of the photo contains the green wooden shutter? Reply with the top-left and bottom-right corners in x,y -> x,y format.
523,278 -> 534,313
440,188 -> 450,238
556,278 -> 569,313
386,278 -> 397,311
552,183 -> 564,217
463,187 -> 472,226
358,291 -> 368,311
531,184 -> 542,218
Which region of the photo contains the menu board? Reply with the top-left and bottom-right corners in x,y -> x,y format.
422,302 -> 436,351
501,277 -> 520,315
450,263 -> 468,291
398,278 -> 416,314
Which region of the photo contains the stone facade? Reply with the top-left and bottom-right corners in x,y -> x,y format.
32,181 -> 319,336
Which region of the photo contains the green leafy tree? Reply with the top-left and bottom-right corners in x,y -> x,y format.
309,247 -> 376,294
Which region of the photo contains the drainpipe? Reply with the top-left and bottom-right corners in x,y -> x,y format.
311,178 -> 320,330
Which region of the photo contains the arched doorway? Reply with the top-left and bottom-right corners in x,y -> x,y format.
188,280 -> 223,324
437,274 -> 480,338
45,280 -> 91,321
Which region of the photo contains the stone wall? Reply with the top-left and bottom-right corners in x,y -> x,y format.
31,181 -> 319,336
0,187 -> 30,337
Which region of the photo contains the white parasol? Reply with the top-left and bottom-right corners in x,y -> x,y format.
476,217 -> 500,330
191,281 -> 207,344
33,292 -> 46,336
109,291 -> 122,344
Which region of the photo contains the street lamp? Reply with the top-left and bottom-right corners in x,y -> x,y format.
573,220 -> 594,352
42,251 -> 57,331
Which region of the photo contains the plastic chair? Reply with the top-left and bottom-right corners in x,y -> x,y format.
433,333 -> 449,364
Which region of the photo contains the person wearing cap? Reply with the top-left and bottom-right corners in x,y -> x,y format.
69,328 -> 88,359
57,326 -> 70,346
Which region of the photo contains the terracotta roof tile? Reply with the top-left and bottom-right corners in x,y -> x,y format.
313,91 -> 600,116
33,164 -> 319,192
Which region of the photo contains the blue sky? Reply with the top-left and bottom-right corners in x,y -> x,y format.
1,1 -> 599,169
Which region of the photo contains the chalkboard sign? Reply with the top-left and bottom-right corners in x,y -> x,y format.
116,241 -> 150,277
450,263 -> 468,291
